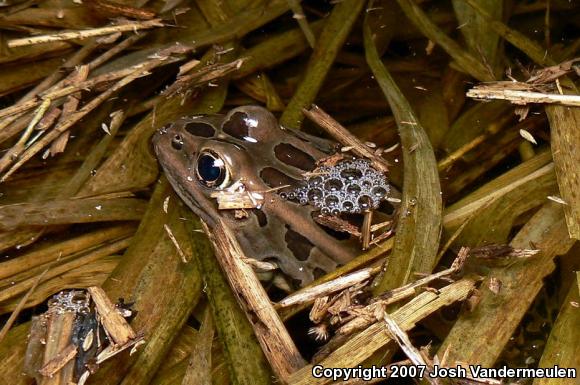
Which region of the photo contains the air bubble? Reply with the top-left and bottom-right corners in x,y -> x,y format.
347,184 -> 361,194
324,178 -> 343,191
343,201 -> 354,210
325,195 -> 339,207
372,186 -> 387,198
358,195 -> 373,210
340,168 -> 362,180
307,188 -> 323,201
310,176 -> 323,186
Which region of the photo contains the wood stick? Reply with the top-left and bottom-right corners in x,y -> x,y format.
361,210 -> 373,250
7,19 -> 163,48
277,267 -> 375,308
383,313 -> 437,385
41,311 -> 75,385
87,286 -> 135,345
303,105 -> 389,173
0,98 -> 51,174
48,65 -> 89,155
38,344 -> 77,377
467,87 -> 580,107
203,218 -> 305,382
87,33 -> 145,70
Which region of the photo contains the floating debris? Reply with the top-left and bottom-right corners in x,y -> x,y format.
23,288 -> 143,385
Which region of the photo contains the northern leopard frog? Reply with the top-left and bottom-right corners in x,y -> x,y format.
153,106 -> 391,288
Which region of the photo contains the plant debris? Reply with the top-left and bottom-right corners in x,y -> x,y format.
23,288 -> 142,384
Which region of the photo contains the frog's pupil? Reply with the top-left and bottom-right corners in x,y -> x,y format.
197,154 -> 223,184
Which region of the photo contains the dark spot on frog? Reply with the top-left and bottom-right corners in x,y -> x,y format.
252,209 -> 268,227
274,143 -> 316,171
260,167 -> 300,188
262,256 -> 279,267
284,225 -> 313,262
311,212 -> 352,240
317,223 -> 351,240
222,111 -> 249,139
290,278 -> 302,290
171,134 -> 183,150
313,268 -> 326,280
183,121 -> 215,138
378,200 -> 395,215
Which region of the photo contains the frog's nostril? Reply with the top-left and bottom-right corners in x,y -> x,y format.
171,135 -> 183,150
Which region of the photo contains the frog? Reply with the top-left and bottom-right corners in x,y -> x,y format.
152,105 -> 392,288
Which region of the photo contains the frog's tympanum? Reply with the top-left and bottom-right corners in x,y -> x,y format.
153,106 -> 390,288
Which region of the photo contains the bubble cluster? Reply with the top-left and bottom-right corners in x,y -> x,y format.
286,158 -> 389,215
47,290 -> 91,314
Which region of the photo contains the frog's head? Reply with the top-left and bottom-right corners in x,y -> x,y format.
153,106 -> 320,225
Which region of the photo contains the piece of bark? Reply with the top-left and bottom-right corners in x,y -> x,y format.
7,20 -> 163,48
87,286 -> 135,346
38,344 -> 77,377
467,85 -> 580,107
277,268 -> 374,308
203,218 -> 305,381
41,311 -> 75,385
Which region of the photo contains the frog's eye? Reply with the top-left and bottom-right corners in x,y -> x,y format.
196,151 -> 229,188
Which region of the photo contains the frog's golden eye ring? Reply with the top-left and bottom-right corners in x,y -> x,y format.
195,150 -> 229,188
